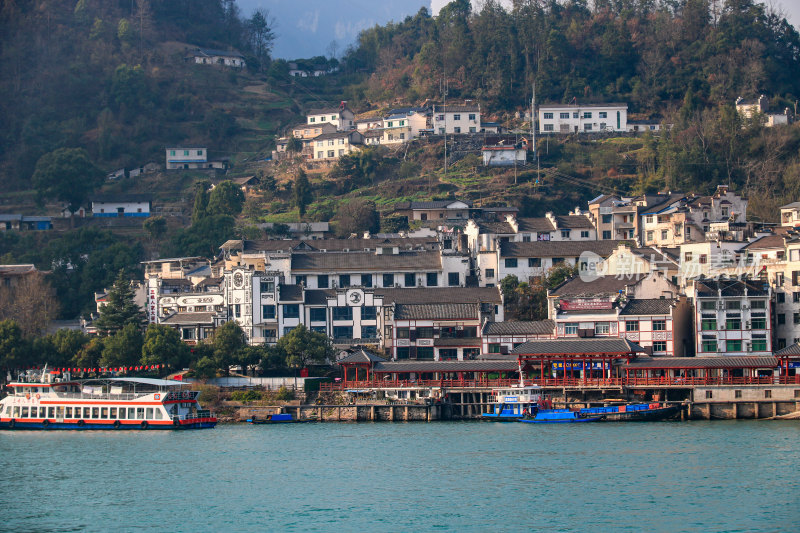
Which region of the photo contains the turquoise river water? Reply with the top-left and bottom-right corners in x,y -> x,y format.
1,421 -> 799,532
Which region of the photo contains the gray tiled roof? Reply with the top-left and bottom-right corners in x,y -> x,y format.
501,240 -> 626,258
477,221 -> 515,234
693,278 -> 770,297
90,194 -> 152,203
304,289 -> 336,305
775,343 -> 800,356
432,104 -> 480,113
550,274 -> 645,297
161,312 -> 215,325
434,337 -> 481,347
499,338 -> 644,356
395,303 -> 478,320
483,320 -> 555,336
291,250 -> 441,272
337,349 -> 387,364
375,287 -> 502,305
626,356 -> 778,369
619,299 -> 674,316
554,215 -> 595,229
372,360 -> 518,373
741,235 -> 785,250
515,217 -> 556,232
239,237 -> 439,253
278,284 -> 303,301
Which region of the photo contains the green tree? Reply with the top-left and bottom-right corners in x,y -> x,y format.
247,8 -> 276,63
0,320 -> 29,370
212,321 -> 247,374
169,214 -> 237,257
286,136 -> 303,152
192,181 -> 211,223
50,329 -> 91,366
275,324 -> 333,369
208,180 -> 245,217
117,18 -> 134,44
110,64 -> 147,114
143,216 -> 167,240
72,337 -> 104,370
334,198 -> 379,237
203,109 -> 240,143
94,270 -> 142,334
141,323 -> 190,368
32,148 -> 103,213
100,322 -> 143,367
294,169 -> 311,218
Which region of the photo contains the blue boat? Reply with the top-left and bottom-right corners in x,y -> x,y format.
517,409 -> 603,424
482,385 -> 546,420
247,413 -> 300,424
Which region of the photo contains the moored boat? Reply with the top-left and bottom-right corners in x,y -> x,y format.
482,384 -> 547,420
247,413 -> 300,424
517,409 -> 603,424
581,402 -> 683,422
0,368 -> 217,430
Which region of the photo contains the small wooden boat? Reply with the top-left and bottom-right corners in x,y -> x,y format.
517,409 -> 603,424
247,413 -> 302,424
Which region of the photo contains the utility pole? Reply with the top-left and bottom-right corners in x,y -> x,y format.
441,77 -> 448,177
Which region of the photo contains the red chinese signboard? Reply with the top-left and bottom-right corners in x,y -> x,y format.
559,298 -> 613,311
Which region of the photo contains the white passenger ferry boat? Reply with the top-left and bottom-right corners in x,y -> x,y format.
482,384 -> 547,419
0,368 -> 216,430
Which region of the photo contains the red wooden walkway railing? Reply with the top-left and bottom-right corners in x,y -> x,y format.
320,376 -> 800,391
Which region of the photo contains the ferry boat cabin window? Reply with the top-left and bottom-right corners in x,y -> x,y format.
13,406 -> 20,417
110,408 -> 117,418
21,407 -> 29,417
48,407 -> 55,418
92,407 -> 100,419
119,408 -> 126,419
83,407 -> 91,419
66,407 -> 73,418
146,408 -> 154,420
101,407 -> 109,418
137,407 -> 145,419
129,408 -> 136,419
154,409 -> 163,420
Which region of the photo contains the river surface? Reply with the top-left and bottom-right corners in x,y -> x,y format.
1,421 -> 798,532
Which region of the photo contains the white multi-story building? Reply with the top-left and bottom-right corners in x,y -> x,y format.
306,105 -> 355,131
311,131 -> 364,160
538,103 -> 628,133
432,103 -> 481,134
381,111 -> 428,144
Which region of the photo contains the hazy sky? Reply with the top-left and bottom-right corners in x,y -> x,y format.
238,1 -> 800,60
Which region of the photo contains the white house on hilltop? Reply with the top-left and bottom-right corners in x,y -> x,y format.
538,103 -> 628,133
432,103 -> 481,134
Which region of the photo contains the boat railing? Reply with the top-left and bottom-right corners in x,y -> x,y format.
174,410 -> 213,421
32,391 -> 158,401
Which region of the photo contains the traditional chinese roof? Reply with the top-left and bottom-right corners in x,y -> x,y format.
550,274 -> 645,298
741,235 -> 785,250
775,343 -> 800,356
501,338 -> 644,356
394,303 -> 478,320
554,215 -> 595,229
482,320 -> 555,336
376,287 -> 502,305
278,284 -> 303,301
161,312 -> 216,325
337,349 -> 387,364
501,240 -> 625,258
619,299 -> 674,316
625,356 -> 778,369
693,278 -> 770,298
372,360 -> 518,373
291,250 -> 441,272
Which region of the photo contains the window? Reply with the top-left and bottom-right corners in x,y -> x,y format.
327,150 -> 335,158
684,252 -> 693,262
338,149 -> 344,156
182,328 -> 195,340
580,231 -> 590,238
469,114 -> 476,120
339,274 -> 351,288
543,112 -> 554,119
751,338 -> 767,351
661,230 -> 668,240
309,308 -> 326,322
262,305 -> 276,320
333,326 -> 353,339
652,320 -> 666,331
726,301 -> 741,310
552,258 -> 564,265
794,313 -> 800,325
453,127 -> 461,133
528,258 -> 541,267
310,117 -> 316,122
397,327 -> 410,339
426,272 -> 438,286
543,124 -> 554,131
332,307 -> 353,321
396,347 -> 410,359
505,258 -> 518,268
764,390 -> 772,399
560,112 -> 570,119
652,341 -> 667,352
702,339 -> 718,352
699,254 -> 708,264
360,274 -> 372,288
263,280 -> 275,293
583,112 -> 592,119
561,230 -> 570,239
405,273 -> 416,286
453,114 -> 461,121
317,151 -> 323,158
701,318 -> 717,331
361,325 -> 377,339
295,275 -> 306,286
361,306 -> 377,320
778,314 -> 786,325
416,327 -> 434,338
183,150 -> 189,156
418,347 -> 435,360
705,390 -> 713,399
448,272 -> 460,286
602,231 -> 611,240
595,323 -> 610,334
283,304 -> 299,318
794,292 -> 800,303
170,150 -> 176,156
751,300 -> 766,309
726,340 -> 742,352
599,123 -> 606,130
317,275 -> 329,289
735,390 -> 742,399
726,318 -> 741,330
584,124 -> 592,131
197,150 -> 203,156
751,316 -> 766,329
564,323 -> 579,335
383,273 -> 394,287
601,214 -> 612,224
573,112 -> 579,119
700,301 -> 716,310
485,268 -> 495,279
626,321 -> 639,332
599,112 -> 607,119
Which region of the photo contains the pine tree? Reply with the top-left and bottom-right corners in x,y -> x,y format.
94,270 -> 142,334
294,169 -> 311,218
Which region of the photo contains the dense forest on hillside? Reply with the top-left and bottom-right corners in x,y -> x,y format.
344,0 -> 800,113
0,0 -> 283,190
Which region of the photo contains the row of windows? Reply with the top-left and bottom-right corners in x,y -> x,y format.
701,339 -> 768,352
317,150 -> 345,158
562,321 -> 667,334
396,326 -> 480,339
436,114 -> 477,121
543,123 -> 610,131
316,138 -> 347,147
275,305 -> 378,321
5,405 -> 165,420
169,150 -> 203,156
699,300 -> 767,310
700,317 -> 767,330
542,112 -> 609,120
308,115 -> 339,123
505,258 -> 565,268
295,273 -> 454,288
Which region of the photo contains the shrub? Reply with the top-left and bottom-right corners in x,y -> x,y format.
230,390 -> 262,402
275,386 -> 294,401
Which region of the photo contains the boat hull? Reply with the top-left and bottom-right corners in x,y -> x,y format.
0,418 -> 217,430
601,405 -> 683,422
517,416 -> 603,424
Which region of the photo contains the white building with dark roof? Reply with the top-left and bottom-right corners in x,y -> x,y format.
538,103 -> 628,133
432,103 -> 481,134
306,104 -> 355,131
311,131 -> 363,160
187,48 -> 245,68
